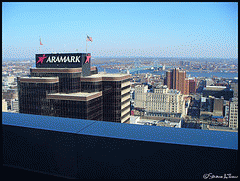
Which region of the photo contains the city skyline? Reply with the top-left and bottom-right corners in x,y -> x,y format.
2,2 -> 238,59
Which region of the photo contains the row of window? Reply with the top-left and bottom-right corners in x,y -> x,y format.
147,112 -> 182,118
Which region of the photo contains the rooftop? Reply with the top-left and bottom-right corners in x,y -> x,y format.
19,76 -> 58,79
82,72 -> 131,81
3,112 -> 238,150
204,86 -> 227,91
18,76 -> 59,83
46,91 -> 102,101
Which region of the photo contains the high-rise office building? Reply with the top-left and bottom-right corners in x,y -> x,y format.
165,70 -> 172,89
164,68 -> 189,95
188,77 -> 197,94
184,78 -> 190,95
178,70 -> 185,93
18,53 -> 131,123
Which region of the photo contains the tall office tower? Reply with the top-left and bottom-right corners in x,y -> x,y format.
229,98 -> 238,129
166,70 -> 173,89
184,78 -> 190,95
178,70 -> 185,94
172,68 -> 179,90
165,68 -> 188,95
18,53 -> 130,123
134,84 -> 148,109
188,77 -> 197,94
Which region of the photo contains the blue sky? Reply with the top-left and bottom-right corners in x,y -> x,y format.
2,2 -> 238,59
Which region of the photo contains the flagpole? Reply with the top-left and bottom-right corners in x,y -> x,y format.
86,39 -> 87,53
39,36 -> 42,54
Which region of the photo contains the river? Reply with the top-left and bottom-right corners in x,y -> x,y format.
97,67 -> 238,79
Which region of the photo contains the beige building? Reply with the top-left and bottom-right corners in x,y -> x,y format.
146,86 -> 186,118
2,98 -> 8,112
134,84 -> 148,109
134,85 -> 187,118
229,98 -> 238,129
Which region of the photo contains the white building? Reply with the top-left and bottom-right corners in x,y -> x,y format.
2,99 -> 8,112
229,98 -> 238,129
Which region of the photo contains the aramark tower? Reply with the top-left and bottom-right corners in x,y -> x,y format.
18,53 -> 131,123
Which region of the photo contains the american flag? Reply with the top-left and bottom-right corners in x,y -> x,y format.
86,35 -> 93,42
40,37 -> 43,45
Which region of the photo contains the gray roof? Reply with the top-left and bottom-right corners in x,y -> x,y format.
2,112 -> 238,150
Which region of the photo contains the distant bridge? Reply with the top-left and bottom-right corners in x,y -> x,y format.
128,66 -> 170,73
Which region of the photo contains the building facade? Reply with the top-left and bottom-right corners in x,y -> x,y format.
134,85 -> 186,118
164,68 -> 189,95
229,98 -> 238,129
18,53 -> 130,123
10,99 -> 19,112
2,98 -> 8,112
134,84 -> 148,109
146,86 -> 186,118
230,83 -> 238,98
188,77 -> 197,94
18,77 -> 60,116
213,97 -> 224,117
202,86 -> 234,100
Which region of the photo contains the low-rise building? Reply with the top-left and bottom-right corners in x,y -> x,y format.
132,118 -> 183,128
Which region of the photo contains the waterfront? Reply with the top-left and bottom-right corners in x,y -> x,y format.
97,67 -> 238,79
